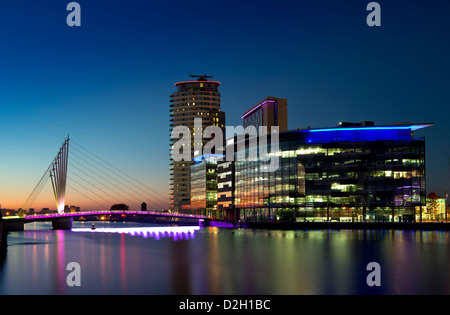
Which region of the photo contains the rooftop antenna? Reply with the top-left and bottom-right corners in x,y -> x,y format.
189,74 -> 213,81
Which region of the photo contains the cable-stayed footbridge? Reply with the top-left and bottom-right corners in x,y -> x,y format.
3,136 -> 211,231
21,135 -> 171,213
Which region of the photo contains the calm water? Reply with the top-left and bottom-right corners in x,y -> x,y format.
0,221 -> 449,295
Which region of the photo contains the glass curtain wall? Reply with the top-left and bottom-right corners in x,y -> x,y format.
234,136 -> 426,223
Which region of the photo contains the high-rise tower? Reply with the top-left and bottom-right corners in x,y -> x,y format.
169,75 -> 225,212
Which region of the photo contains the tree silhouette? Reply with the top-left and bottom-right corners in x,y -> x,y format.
110,203 -> 129,211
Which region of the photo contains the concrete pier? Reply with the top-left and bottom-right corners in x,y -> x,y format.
4,220 -> 24,231
0,216 -> 6,252
52,217 -> 73,230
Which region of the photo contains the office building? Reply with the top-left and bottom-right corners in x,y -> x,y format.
217,160 -> 236,221
190,154 -> 223,218
215,96 -> 288,220
242,96 -> 288,132
218,121 -> 433,223
169,75 -> 225,212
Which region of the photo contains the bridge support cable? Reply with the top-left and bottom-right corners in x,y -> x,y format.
21,136 -> 70,215
68,160 -> 138,205
70,140 -> 169,208
68,169 -> 124,206
69,140 -> 168,209
21,165 -> 52,213
69,145 -> 168,208
21,136 -> 168,214
66,183 -> 108,210
70,150 -> 161,205
68,155 -> 149,210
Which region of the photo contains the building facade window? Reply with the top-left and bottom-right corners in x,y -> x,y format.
221,123 -> 431,223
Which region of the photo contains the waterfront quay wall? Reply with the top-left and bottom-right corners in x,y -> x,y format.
245,221 -> 450,231
4,220 -> 25,231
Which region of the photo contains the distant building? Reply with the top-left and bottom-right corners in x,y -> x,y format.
69,206 -> 80,213
0,209 -> 15,216
242,96 -> 288,132
141,202 -> 147,211
41,208 -> 50,214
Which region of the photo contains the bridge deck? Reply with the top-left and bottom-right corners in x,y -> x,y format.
3,210 -> 211,222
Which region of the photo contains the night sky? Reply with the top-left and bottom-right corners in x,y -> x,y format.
0,0 -> 449,210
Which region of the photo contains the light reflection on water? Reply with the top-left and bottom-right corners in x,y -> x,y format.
72,225 -> 200,241
0,222 -> 449,295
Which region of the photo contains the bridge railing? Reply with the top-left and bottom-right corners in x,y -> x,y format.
3,210 -> 212,220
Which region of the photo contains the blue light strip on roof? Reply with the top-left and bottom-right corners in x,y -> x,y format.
309,126 -> 409,132
307,124 -> 432,133
302,127 -> 414,144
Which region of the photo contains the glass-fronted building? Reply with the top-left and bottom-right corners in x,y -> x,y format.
190,154 -> 222,218
217,160 -> 236,221
425,197 -> 447,221
218,122 -> 433,223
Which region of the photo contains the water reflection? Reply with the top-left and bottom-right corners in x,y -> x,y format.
0,224 -> 449,294
192,228 -> 450,295
72,225 -> 200,241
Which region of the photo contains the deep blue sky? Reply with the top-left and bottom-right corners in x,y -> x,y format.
0,0 -> 449,209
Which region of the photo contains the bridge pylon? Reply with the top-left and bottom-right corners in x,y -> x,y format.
21,136 -> 70,215
50,136 -> 69,214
